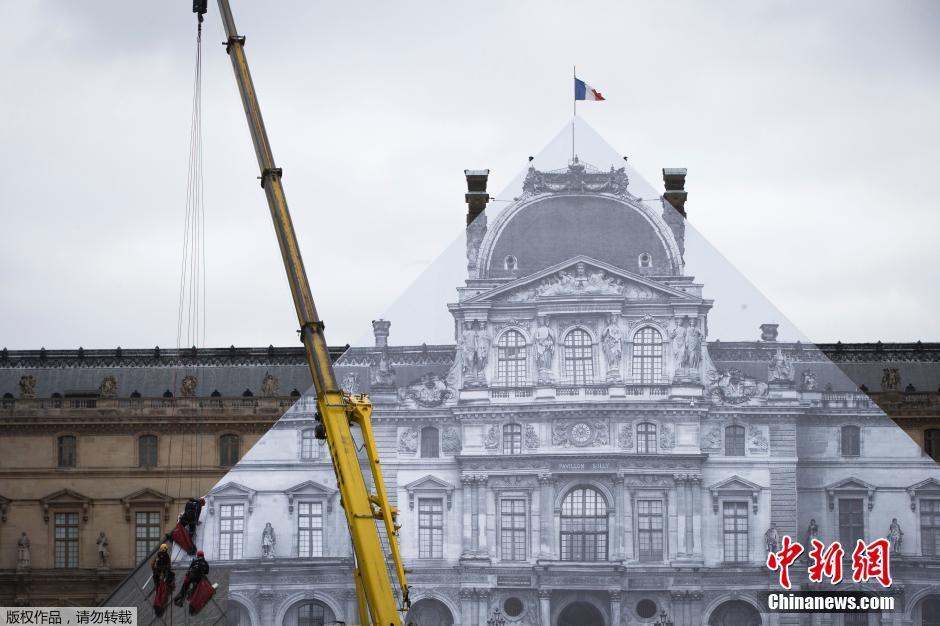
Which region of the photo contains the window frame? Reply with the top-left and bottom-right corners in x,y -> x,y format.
499,497 -> 527,561
920,498 -> 940,557
135,510 -> 162,563
841,425 -> 861,457
724,425 -> 746,457
562,328 -> 595,385
420,426 -> 440,459
636,498 -> 665,562
631,327 -> 663,384
417,497 -> 444,559
924,429 -> 940,462
219,434 -> 240,466
722,500 -> 749,563
636,422 -> 657,454
838,498 -> 865,548
54,511 -> 80,568
496,330 -> 528,387
297,501 -> 325,558
57,434 -> 77,468
300,428 -> 318,461
138,434 -> 158,468
502,423 -> 523,455
559,486 -> 609,562
218,502 -> 246,560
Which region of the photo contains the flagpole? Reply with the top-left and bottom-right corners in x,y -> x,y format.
572,65 -> 576,162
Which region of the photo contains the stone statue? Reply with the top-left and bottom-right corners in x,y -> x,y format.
888,518 -> 903,553
341,371 -> 360,395
18,375 -> 36,400
261,522 -> 277,558
261,372 -> 279,397
601,314 -> 623,381
17,532 -> 30,570
881,368 -> 901,392
473,322 -> 490,379
372,351 -> 396,386
684,318 -> 703,371
764,523 -> 780,553
96,531 -> 110,567
98,375 -> 118,398
534,317 -> 555,383
767,348 -> 794,383
800,370 -> 817,391
670,319 -> 688,373
806,518 -> 819,544
180,375 -> 198,397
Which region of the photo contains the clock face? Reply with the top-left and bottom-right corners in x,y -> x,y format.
570,422 -> 593,446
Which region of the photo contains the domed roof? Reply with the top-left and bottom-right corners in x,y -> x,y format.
477,162 -> 682,279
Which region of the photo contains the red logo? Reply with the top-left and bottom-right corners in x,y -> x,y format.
766,536 -> 893,588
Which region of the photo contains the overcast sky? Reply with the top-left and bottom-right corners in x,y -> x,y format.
1,1 -> 938,351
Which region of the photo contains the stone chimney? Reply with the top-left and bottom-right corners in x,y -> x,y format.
760,323 -> 779,342
661,168 -> 688,257
372,319 -> 391,348
464,169 -> 490,276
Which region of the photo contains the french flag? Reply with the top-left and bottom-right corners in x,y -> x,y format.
574,77 -> 605,101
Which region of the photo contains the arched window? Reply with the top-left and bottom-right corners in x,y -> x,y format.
300,429 -> 318,460
563,329 -> 594,384
219,434 -> 240,466
420,426 -> 439,458
922,597 -> 940,626
637,422 -> 657,454
502,423 -> 522,455
631,327 -> 663,384
725,425 -> 746,457
58,435 -> 77,467
138,435 -> 158,467
560,487 -> 608,561
504,255 -> 518,271
707,600 -> 762,626
841,425 -> 860,456
294,600 -> 333,626
925,429 -> 940,462
638,252 -> 652,268
496,331 -> 527,386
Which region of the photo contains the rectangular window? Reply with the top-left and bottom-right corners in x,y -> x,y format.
298,502 -> 324,557
219,503 -> 245,560
138,435 -> 158,467
418,498 -> 443,559
637,499 -> 664,562
300,430 -> 318,460
54,512 -> 80,568
725,426 -> 746,457
921,499 -> 940,557
722,501 -> 749,562
502,425 -> 522,455
838,498 -> 864,548
135,511 -> 162,563
500,498 -> 527,561
841,426 -> 861,456
636,424 -> 657,454
58,436 -> 77,468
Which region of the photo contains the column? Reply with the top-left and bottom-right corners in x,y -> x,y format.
691,477 -> 702,559
538,473 -> 554,558
477,474 -> 489,556
684,479 -> 694,555
624,486 -> 634,561
609,590 -> 622,626
461,475 -> 474,557
459,588 -> 474,626
470,478 -> 480,553
259,589 -> 275,626
613,474 -> 626,559
477,588 -> 491,624
343,590 -> 358,626
538,589 -> 552,626
675,475 -> 687,556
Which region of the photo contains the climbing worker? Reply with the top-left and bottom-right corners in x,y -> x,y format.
173,549 -> 210,607
151,543 -> 174,586
180,497 -> 206,538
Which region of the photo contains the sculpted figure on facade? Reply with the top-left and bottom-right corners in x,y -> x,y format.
98,375 -> 118,398
601,314 -> 623,382
881,368 -> 901,392
806,518 -> 819,545
706,368 -> 769,404
670,319 -> 688,376
341,371 -> 360,395
535,262 -> 624,297
17,532 -> 30,570
748,425 -> 769,453
660,424 -> 676,449
261,522 -> 277,558
800,370 -> 817,391
888,518 -> 903,553
398,427 -> 418,455
398,374 -> 454,408
18,375 -> 36,400
180,375 -> 198,398
372,351 -> 396,387
484,425 -> 499,450
261,372 -> 279,397
442,426 -> 462,455
685,318 -> 703,372
524,424 -> 539,450
534,317 -> 555,383
466,219 -> 486,275
765,523 -> 780,553
701,424 -> 722,450
767,348 -> 794,384
617,423 -> 633,449
96,531 -> 110,567
458,321 -> 490,386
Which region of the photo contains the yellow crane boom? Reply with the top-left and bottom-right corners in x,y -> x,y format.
207,1 -> 410,623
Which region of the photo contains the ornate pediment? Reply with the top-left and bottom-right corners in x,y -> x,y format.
120,488 -> 173,522
404,475 -> 456,510
707,476 -> 763,513
469,256 -> 695,305
908,478 -> 940,511
40,488 -> 92,523
825,477 -> 877,511
285,480 -> 337,513
208,481 -> 256,515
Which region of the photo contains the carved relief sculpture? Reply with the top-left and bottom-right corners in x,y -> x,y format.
617,423 -> 633,449
601,314 -> 623,382
371,351 -> 396,387
552,420 -> 608,447
748,425 -> 769,453
18,375 -> 36,400
341,371 -> 360,395
660,423 -> 676,449
398,428 -> 418,455
180,375 -> 198,398
767,348 -> 794,384
98,376 -> 118,398
534,317 -> 556,384
524,424 -> 539,450
706,368 -> 769,405
881,368 -> 901,392
484,425 -> 499,450
442,426 -> 462,455
800,370 -> 817,391
398,374 -> 454,408
261,372 -> 279,397
701,424 -> 722,450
